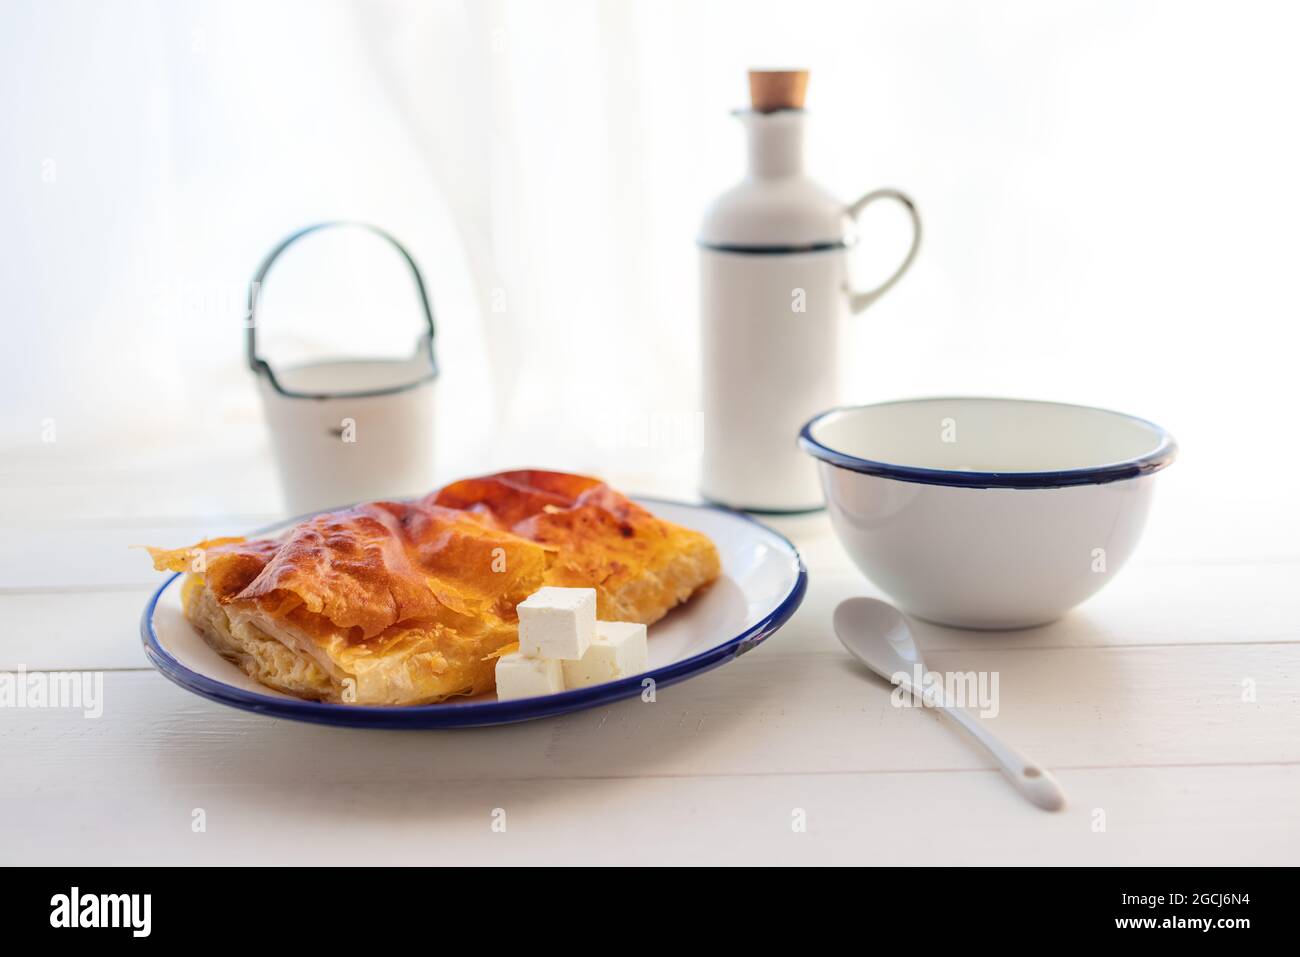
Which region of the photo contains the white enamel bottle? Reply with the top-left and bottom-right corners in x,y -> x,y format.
699,71 -> 921,512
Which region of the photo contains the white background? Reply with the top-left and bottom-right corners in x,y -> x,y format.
3,0 -> 1298,549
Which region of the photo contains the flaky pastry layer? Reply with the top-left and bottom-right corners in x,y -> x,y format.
150,470 -> 720,705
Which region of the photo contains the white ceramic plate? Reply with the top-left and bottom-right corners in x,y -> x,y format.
141,498 -> 807,728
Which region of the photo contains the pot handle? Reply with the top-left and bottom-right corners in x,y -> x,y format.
845,189 -> 921,314
246,221 -> 437,378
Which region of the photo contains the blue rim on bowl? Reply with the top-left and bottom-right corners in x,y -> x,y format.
140,496 -> 808,729
799,396 -> 1178,490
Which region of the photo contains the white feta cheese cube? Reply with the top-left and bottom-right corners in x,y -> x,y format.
495,651 -> 565,701
562,620 -> 649,689
517,586 -> 596,660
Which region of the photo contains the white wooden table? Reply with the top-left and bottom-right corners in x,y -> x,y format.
2,438 -> 1297,866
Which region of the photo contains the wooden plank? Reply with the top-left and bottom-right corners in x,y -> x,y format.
0,762 -> 1293,866
0,522 -> 262,590
790,564 -> 1300,654
3,650 -> 1295,795
0,589 -> 154,671
0,443 -> 282,527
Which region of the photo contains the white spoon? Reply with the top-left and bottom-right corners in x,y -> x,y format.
833,597 -> 1067,812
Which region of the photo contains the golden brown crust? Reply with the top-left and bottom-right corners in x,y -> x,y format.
233,501 -> 553,642
149,471 -> 721,705
433,470 -> 721,624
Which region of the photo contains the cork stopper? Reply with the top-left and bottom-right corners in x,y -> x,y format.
748,69 -> 809,112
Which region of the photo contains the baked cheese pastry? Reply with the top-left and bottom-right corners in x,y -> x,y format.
148,470 -> 721,706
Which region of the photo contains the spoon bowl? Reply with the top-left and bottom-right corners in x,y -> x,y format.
833,595 -> 923,679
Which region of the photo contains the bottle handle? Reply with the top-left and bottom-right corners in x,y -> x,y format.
844,188 -> 921,314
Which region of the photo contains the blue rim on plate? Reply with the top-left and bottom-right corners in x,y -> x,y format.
140,497 -> 807,729
799,396 -> 1178,490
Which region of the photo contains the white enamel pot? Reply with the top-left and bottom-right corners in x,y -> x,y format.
247,222 -> 438,514
800,397 -> 1178,629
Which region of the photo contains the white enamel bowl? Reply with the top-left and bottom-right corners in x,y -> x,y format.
800,397 -> 1177,629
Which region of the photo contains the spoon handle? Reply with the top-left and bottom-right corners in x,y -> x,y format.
911,681 -> 1067,812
